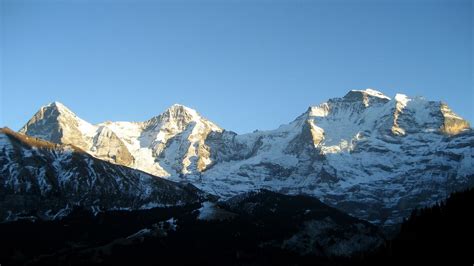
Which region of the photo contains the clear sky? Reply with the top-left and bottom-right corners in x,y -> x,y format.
1,0 -> 472,133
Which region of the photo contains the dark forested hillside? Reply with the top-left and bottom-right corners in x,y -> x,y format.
363,188 -> 474,265
0,188 -> 472,265
0,190 -> 383,266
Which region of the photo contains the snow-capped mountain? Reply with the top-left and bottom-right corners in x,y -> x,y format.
0,128 -> 208,222
18,102 -> 134,167
19,89 -> 473,227
20,103 -> 222,177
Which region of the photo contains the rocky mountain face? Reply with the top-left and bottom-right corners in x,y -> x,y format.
0,128 -> 208,222
20,103 -> 222,177
19,89 -> 473,228
19,102 -> 134,167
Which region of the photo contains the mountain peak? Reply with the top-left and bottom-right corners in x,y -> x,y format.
169,103 -> 191,109
165,104 -> 199,117
20,101 -> 96,147
143,103 -> 221,134
20,101 -> 76,133
155,104 -> 201,125
342,88 -> 391,107
40,101 -> 77,117
48,101 -> 66,108
345,88 -> 391,100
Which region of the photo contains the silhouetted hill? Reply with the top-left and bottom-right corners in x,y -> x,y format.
363,188 -> 474,265
0,190 -> 383,266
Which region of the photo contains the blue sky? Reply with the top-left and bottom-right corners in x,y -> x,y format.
1,0 -> 472,133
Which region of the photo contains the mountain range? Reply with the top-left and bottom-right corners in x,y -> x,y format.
11,89 -> 474,228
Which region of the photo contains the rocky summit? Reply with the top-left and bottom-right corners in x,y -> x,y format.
19,89 -> 473,228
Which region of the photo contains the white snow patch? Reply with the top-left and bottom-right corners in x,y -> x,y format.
352,88 -> 391,100
126,228 -> 152,240
166,217 -> 177,231
309,103 -> 330,117
395,93 -> 410,107
139,202 -> 166,210
197,202 -> 217,220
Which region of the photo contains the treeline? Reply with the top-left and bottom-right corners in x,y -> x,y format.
1,188 -> 472,265
363,188 -> 474,265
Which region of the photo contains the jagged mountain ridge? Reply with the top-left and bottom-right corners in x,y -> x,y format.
19,89 -> 474,227
0,128 -> 208,222
20,103 -> 222,177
